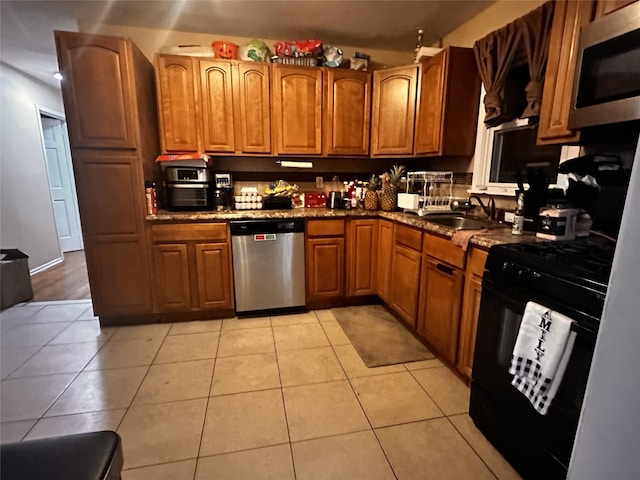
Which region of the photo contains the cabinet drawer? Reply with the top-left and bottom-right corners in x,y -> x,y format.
394,224 -> 423,251
151,223 -> 228,242
307,219 -> 345,237
423,232 -> 465,269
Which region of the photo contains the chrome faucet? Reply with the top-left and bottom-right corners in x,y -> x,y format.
468,195 -> 496,220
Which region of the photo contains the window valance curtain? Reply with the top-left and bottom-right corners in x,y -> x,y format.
473,1 -> 555,126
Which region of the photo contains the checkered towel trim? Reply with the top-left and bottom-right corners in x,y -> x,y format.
511,375 -> 553,415
509,355 -> 554,414
508,356 -> 552,396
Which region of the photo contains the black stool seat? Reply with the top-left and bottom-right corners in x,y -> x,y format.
0,430 -> 123,480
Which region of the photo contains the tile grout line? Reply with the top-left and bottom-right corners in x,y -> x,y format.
316,310 -> 400,480
191,320 -> 226,480
271,316 -> 299,480
445,415 -> 501,480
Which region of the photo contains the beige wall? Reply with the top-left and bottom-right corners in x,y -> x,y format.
438,0 -> 546,48
0,63 -> 65,271
78,22 -> 414,68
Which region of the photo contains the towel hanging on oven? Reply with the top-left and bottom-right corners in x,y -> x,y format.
509,301 -> 577,415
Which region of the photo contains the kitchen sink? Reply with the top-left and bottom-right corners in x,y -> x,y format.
426,215 -> 490,230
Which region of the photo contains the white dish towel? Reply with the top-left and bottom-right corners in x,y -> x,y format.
508,301 -> 577,415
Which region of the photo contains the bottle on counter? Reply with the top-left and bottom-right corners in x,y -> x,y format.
145,181 -> 157,215
512,192 -> 525,235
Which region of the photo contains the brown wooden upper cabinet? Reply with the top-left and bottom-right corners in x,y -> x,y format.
156,55 -> 201,152
272,65 -> 323,155
324,69 -> 371,156
537,1 -> 596,145
414,47 -> 480,156
55,32 -> 137,150
156,55 -> 271,154
370,65 -> 418,156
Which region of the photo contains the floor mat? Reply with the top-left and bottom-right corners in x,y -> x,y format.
332,305 -> 434,367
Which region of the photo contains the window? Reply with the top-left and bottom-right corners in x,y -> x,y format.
471,65 -> 580,196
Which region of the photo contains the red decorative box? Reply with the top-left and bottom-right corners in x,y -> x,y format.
305,192 -> 327,208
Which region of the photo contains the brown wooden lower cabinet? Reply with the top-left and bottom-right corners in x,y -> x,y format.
418,256 -> 465,364
347,219 -> 378,296
376,220 -> 394,302
305,219 -> 346,304
457,247 -> 489,380
151,223 -> 233,313
389,244 -> 422,328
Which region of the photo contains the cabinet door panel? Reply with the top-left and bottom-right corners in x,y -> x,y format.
419,257 -> 464,364
537,0 -> 595,145
194,243 -> 233,309
273,66 -> 323,155
154,244 -> 191,311
348,220 -> 377,296
156,55 -> 200,152
55,32 -> 136,149
75,159 -> 141,236
371,66 -> 418,156
389,244 -> 421,328
457,274 -> 483,378
88,239 -> 153,315
200,60 -> 235,152
414,55 -> 445,155
376,220 -> 394,302
306,238 -> 345,301
236,63 -> 271,153
326,70 -> 371,156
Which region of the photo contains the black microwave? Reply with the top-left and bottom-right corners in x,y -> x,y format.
568,1 -> 640,129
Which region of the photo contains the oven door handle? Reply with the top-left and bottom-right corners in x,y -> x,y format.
482,277 -> 598,338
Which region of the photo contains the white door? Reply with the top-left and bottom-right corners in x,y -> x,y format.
41,115 -> 83,252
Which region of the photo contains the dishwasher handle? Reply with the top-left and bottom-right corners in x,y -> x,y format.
230,219 -> 305,236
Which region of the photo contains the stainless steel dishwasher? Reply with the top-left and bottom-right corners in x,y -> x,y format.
230,219 -> 306,313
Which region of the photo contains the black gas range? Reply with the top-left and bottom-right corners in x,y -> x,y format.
470,235 -> 616,480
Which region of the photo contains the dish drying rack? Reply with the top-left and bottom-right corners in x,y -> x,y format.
399,171 -> 454,216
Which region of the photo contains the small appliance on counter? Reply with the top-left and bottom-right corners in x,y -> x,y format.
536,205 -> 580,240
164,166 -> 213,211
213,173 -> 234,211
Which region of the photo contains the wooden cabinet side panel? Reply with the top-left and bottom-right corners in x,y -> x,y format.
594,0 -> 636,18
194,243 -> 233,309
325,70 -> 371,156
371,66 -> 418,156
156,55 -> 200,152
236,63 -> 271,153
537,1 -> 595,145
55,32 -> 136,150
306,238 -> 345,301
376,220 -> 394,302
389,244 -> 422,328
200,60 -> 235,152
154,244 -> 192,311
457,248 -> 488,378
440,47 -> 481,157
418,257 -> 465,364
347,220 -> 378,296
272,66 -> 323,155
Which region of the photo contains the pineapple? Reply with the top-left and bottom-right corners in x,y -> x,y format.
364,174 -> 380,211
380,165 -> 405,211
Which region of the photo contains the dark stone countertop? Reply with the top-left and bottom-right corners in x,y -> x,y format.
147,208 -> 540,249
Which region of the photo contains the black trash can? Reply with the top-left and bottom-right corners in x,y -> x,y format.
1,249 -> 33,310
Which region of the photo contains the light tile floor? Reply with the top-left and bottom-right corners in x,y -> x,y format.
0,301 -> 521,480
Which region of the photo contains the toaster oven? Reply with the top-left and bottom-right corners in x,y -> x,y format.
164,166 -> 213,211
